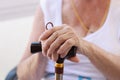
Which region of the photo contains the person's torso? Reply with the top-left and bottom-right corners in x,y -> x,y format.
40,0 -> 120,80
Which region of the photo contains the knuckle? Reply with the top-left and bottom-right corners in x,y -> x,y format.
45,40 -> 51,46
58,36 -> 65,41
53,31 -> 58,36
66,39 -> 72,45
68,32 -> 73,35
50,43 -> 56,49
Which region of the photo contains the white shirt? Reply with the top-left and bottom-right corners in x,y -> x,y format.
40,0 -> 120,80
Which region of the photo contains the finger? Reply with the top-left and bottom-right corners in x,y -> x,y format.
40,26 -> 63,40
67,56 -> 80,62
47,32 -> 73,58
43,29 -> 67,56
42,33 -> 57,56
57,39 -> 75,57
60,47 -> 71,58
51,50 -> 58,61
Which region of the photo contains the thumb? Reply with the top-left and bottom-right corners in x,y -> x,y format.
67,56 -> 80,63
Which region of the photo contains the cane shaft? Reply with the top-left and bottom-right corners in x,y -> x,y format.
55,74 -> 63,80
31,22 -> 77,80
55,63 -> 64,80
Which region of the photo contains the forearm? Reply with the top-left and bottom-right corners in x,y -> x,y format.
78,39 -> 120,80
17,53 -> 47,80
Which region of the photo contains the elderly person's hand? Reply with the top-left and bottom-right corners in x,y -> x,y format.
40,24 -> 80,62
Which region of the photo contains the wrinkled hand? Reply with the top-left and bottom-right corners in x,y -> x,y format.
40,24 -> 80,62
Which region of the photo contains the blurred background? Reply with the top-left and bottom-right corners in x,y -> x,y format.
0,0 -> 39,79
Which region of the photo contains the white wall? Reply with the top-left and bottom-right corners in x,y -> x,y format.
0,0 -> 39,79
0,16 -> 34,80
0,0 -> 39,21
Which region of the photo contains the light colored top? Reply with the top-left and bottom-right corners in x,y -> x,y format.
40,0 -> 120,80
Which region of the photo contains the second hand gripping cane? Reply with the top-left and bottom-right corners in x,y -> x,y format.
31,22 -> 77,80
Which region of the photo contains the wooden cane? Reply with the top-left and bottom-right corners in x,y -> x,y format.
31,42 -> 77,80
31,22 -> 77,80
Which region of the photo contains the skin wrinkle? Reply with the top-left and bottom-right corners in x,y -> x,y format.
41,26 -> 77,56
40,26 -> 62,40
48,31 -> 74,58
40,24 -> 80,62
43,27 -> 69,57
